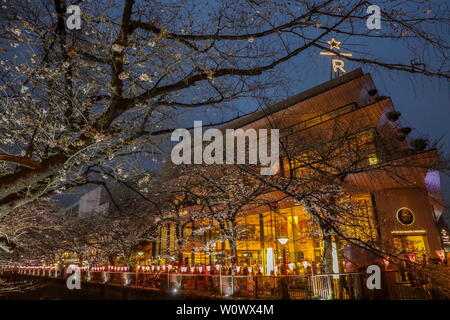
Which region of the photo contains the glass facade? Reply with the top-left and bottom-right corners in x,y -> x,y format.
149,194 -> 378,274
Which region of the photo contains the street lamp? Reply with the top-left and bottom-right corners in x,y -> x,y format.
277,238 -> 288,275
137,251 -> 144,269
277,237 -> 289,300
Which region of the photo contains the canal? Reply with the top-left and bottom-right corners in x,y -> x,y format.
0,275 -> 194,300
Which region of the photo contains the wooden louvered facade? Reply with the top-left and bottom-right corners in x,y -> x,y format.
146,69 -> 443,274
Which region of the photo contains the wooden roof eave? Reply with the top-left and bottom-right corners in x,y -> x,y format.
343,149 -> 438,192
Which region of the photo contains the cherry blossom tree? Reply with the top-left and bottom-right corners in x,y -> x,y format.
0,0 -> 448,220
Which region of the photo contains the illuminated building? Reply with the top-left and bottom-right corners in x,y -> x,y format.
143,69 -> 445,273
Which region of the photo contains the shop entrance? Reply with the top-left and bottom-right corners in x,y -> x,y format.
393,234 -> 430,260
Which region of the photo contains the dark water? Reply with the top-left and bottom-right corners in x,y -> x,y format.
0,276 -> 186,300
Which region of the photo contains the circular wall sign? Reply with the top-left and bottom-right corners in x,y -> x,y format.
396,207 -> 415,226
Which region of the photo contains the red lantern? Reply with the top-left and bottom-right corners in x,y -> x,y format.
436,250 -> 445,261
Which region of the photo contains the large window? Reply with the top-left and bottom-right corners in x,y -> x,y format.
283,129 -> 379,179
393,234 -> 430,257
335,195 -> 378,245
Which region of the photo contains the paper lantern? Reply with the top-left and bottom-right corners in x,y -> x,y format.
407,254 -> 416,263
436,250 -> 445,261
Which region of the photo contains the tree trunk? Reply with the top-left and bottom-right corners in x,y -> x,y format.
229,220 -> 239,274
304,200 -> 334,274
176,224 -> 184,267
229,239 -> 237,274
321,229 -> 333,274
178,251 -> 184,267
0,153 -> 67,202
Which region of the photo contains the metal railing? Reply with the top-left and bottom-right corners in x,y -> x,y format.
1,267 -> 446,300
